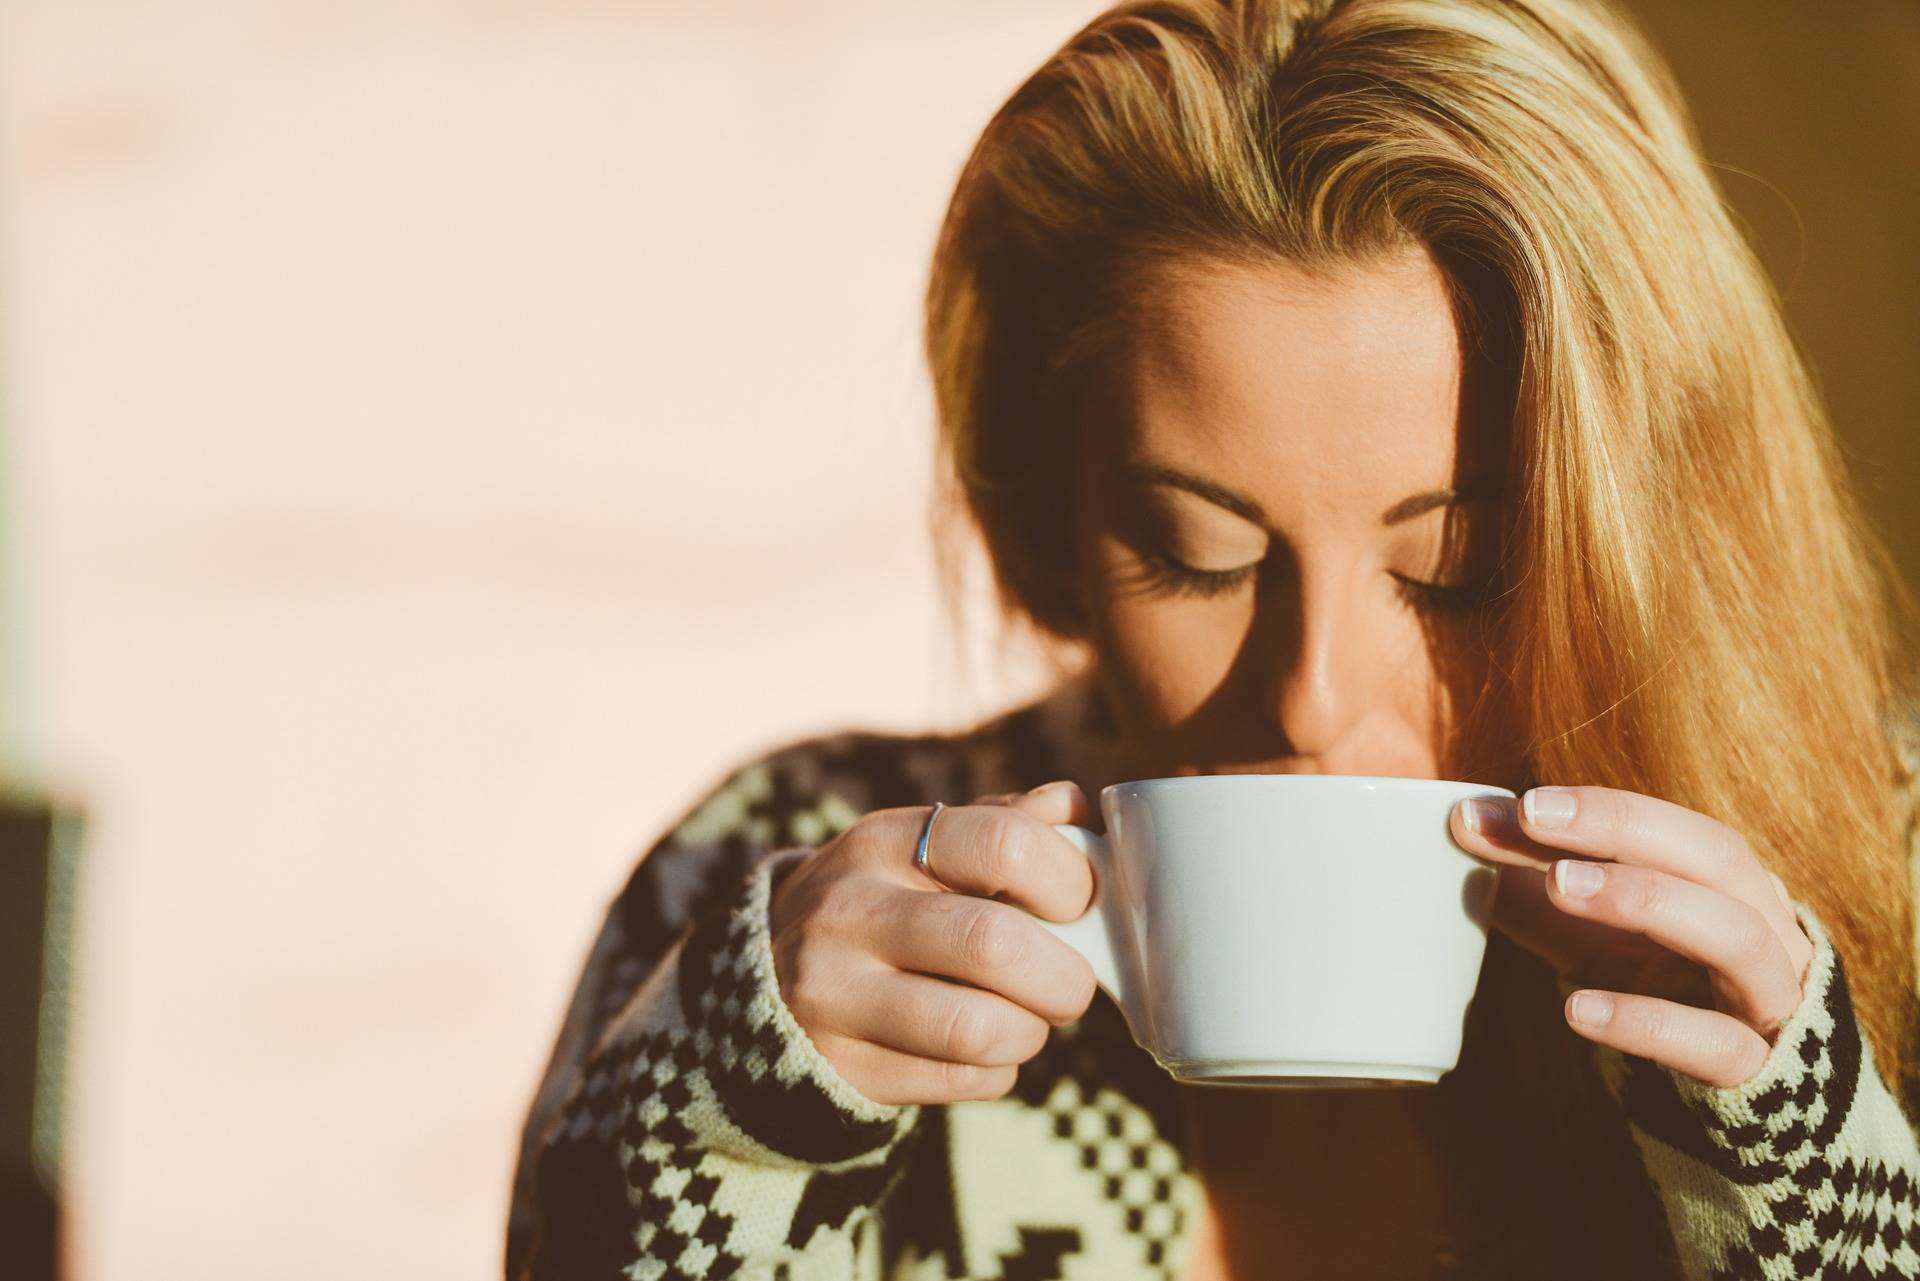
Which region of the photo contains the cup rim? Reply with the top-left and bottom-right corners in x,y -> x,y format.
1100,773 -> 1516,796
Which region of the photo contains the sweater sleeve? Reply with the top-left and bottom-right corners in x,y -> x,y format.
509,744 -> 927,1281
1589,902 -> 1920,1280
527,845 -> 921,1280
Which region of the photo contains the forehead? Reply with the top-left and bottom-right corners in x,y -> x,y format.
1097,250 -> 1502,511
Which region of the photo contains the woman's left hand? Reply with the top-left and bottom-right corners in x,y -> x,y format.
1449,785 -> 1815,1088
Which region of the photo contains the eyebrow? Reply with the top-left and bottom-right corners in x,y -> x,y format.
1122,462 -> 1503,527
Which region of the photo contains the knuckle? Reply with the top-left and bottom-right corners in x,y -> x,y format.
1058,960 -> 1100,1022
1704,825 -> 1758,887
1009,1011 -> 1051,1061
822,877 -> 894,942
936,1059 -> 988,1099
829,815 -> 883,869
1729,908 -> 1779,969
922,886 -> 971,929
947,1062 -> 1017,1102
779,942 -> 834,1026
1705,827 -> 1754,879
1635,1003 -> 1675,1051
982,1065 -> 1019,1100
1581,788 -> 1629,836
940,1000 -> 999,1064
1031,952 -> 1099,1024
810,881 -> 862,933
979,810 -> 1031,882
856,807 -> 928,859
1622,869 -> 1664,920
958,904 -> 1027,973
842,806 -> 896,844
920,892 -> 975,955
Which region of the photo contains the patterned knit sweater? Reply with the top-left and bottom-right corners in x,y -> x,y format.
506,677 -> 1920,1280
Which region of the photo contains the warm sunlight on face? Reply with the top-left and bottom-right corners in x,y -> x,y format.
1068,247 -> 1519,784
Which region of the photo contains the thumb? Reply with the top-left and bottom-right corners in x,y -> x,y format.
973,779 -> 1091,829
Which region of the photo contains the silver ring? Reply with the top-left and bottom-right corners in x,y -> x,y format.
914,802 -> 954,890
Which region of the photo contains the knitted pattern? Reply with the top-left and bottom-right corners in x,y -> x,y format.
507,679 -> 1920,1280
1594,906 -> 1920,1279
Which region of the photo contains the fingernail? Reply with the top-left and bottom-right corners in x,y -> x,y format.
1029,780 -> 1075,798
1457,797 -> 1519,841
1553,860 -> 1605,897
1523,786 -> 1576,829
1568,991 -> 1613,1026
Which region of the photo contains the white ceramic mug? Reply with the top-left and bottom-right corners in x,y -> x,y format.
1037,775 -> 1511,1087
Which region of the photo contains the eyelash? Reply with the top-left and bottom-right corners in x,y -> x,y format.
1133,550 -> 1496,615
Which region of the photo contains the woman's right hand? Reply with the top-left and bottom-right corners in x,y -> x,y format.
766,781 -> 1101,1106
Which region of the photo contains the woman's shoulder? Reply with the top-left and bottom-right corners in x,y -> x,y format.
605,672 -> 1121,955
658,672 -> 1121,853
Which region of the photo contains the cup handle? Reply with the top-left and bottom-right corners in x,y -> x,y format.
1036,824 -> 1124,1002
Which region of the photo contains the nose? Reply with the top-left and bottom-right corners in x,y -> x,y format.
1260,559 -> 1378,758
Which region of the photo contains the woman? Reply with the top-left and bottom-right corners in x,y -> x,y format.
507,0 -> 1920,1276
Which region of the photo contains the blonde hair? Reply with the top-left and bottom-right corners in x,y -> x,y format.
925,0 -> 1920,1269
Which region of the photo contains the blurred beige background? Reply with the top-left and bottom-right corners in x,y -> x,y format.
0,2 -> 1914,1278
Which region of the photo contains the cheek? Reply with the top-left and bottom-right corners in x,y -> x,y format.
1364,635 -> 1508,782
1101,595 -> 1246,724
1074,534 -> 1238,720
1423,626 -> 1522,779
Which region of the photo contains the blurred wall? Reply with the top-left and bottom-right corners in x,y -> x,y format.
0,3 -> 1081,1277
0,3 -> 1915,1280
1617,1 -> 1920,577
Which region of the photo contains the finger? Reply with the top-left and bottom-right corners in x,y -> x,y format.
1488,864 -> 1646,975
825,969 -> 1051,1067
1449,795 -> 1566,871
889,803 -> 1096,924
1515,786 -> 1778,912
1453,788 -> 1800,950
812,1032 -> 1019,1106
974,779 -> 1093,830
1768,870 -> 1792,913
1561,988 -> 1771,1088
1544,859 -> 1803,1033
974,783 -> 1094,912
872,886 -> 1098,1024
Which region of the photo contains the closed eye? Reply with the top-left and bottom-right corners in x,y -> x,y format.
1134,550 -> 1496,615
1387,571 -> 1499,615
1132,550 -> 1255,600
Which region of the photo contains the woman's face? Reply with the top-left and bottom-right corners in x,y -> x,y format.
1068,247 -> 1522,785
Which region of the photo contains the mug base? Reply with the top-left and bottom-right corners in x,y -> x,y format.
1165,1059 -> 1445,1088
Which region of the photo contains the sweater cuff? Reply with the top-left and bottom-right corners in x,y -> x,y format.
670,846 -> 919,1165
1598,902 -> 1861,1173
1658,903 -> 1853,1150
1589,902 -> 1920,1280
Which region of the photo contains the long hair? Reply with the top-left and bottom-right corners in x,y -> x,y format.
923,0 -> 1920,1272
